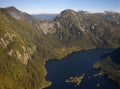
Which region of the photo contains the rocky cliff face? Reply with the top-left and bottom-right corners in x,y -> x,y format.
0,26 -> 35,65
34,21 -> 61,34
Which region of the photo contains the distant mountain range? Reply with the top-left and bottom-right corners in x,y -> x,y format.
0,6 -> 120,89
32,14 -> 57,20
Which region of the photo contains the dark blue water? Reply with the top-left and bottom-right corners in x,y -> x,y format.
45,48 -> 120,89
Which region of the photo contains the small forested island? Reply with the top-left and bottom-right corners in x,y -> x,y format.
65,73 -> 85,86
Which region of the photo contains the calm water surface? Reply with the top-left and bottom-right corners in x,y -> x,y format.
45,48 -> 120,89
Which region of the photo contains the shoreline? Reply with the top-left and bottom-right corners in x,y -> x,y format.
43,47 -> 114,89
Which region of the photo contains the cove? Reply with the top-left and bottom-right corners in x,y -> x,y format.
45,48 -> 120,89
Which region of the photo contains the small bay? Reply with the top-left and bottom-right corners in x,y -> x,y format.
45,48 -> 119,89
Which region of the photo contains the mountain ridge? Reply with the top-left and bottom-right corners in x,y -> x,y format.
5,6 -> 36,21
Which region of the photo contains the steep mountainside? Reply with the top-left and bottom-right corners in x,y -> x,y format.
54,9 -> 120,47
0,7 -> 120,89
0,8 -> 51,89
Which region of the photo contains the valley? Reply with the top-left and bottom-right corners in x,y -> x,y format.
0,6 -> 120,89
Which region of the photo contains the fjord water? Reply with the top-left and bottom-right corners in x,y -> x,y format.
45,48 -> 119,89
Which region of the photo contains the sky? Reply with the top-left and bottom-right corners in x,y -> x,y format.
0,0 -> 120,14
